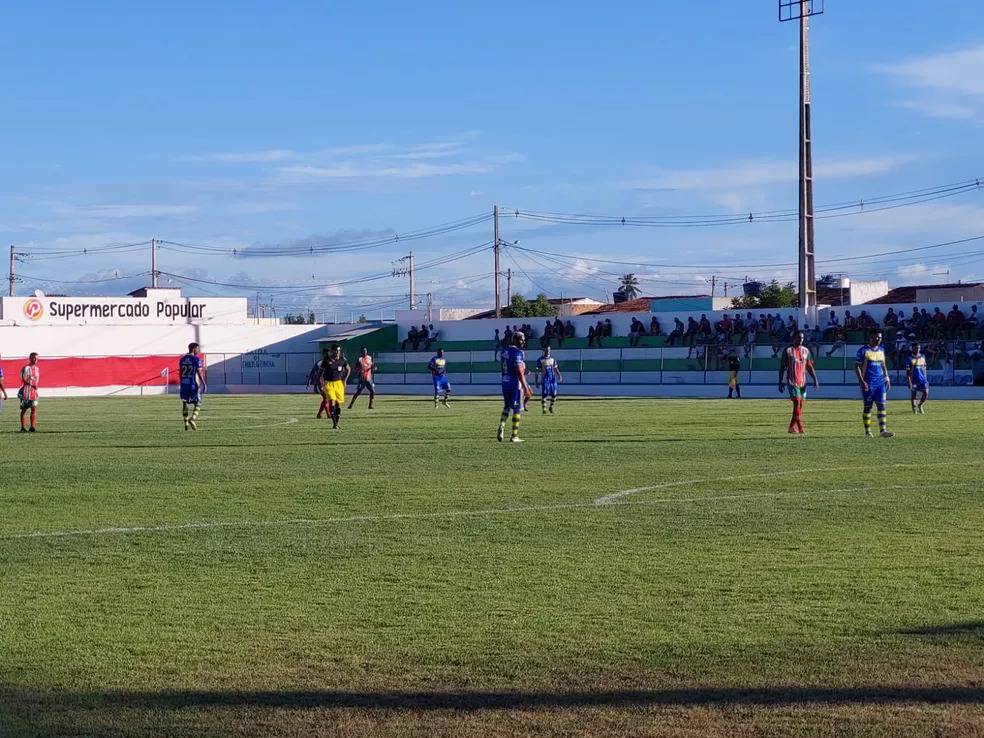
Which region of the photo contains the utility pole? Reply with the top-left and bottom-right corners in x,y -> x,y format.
493,205 -> 501,318
392,253 -> 415,309
710,275 -> 717,298
426,292 -> 433,322
150,237 -> 158,288
781,0 -> 822,312
506,268 -> 512,305
8,245 -> 15,297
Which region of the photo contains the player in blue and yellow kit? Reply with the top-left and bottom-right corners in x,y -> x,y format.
178,343 -> 207,431
535,346 -> 563,414
498,331 -> 532,442
855,330 -> 894,438
428,348 -> 451,408
906,342 -> 929,414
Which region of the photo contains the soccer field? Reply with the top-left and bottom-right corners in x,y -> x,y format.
1,395 -> 982,737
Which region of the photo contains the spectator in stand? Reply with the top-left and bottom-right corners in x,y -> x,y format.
628,318 -> 645,347
894,330 -> 910,370
553,317 -> 564,339
759,314 -> 770,332
918,308 -> 932,339
857,311 -> 875,332
719,313 -> 734,342
883,307 -> 899,329
824,310 -> 840,341
804,324 -> 821,359
966,304 -> 980,337
604,318 -> 613,337
843,310 -> 857,332
685,317 -> 699,350
649,316 -> 661,337
588,324 -> 604,348
770,314 -> 788,358
493,328 -> 502,350
564,320 -> 575,339
540,321 -> 553,349
698,314 -> 712,339
931,307 -> 947,338
401,326 -> 420,351
667,318 -> 685,346
586,324 -> 596,348
423,324 -> 439,350
733,314 -> 746,343
787,314 -> 799,332
826,326 -> 847,357
745,319 -> 758,357
503,325 -> 513,347
946,304 -> 966,339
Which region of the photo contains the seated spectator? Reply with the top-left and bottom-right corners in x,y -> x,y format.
787,314 -> 798,332
824,310 -> 840,340
628,318 -> 644,347
685,317 -> 699,347
667,317 -> 685,346
401,325 -> 420,351
423,324 -> 439,350
649,316 -> 661,336
587,324 -> 603,348
720,313 -> 734,338
857,311 -> 875,332
553,317 -> 564,338
564,320 -> 575,338
733,315 -> 745,342
758,313 -> 769,332
946,304 -> 966,339
931,307 -> 947,338
825,326 -> 847,357
540,320 -> 553,349
698,314 -> 712,337
843,310 -> 857,332
883,307 -> 898,328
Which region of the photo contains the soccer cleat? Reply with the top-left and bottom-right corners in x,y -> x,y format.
496,425 -> 505,442
19,428 -> 27,433
184,419 -> 190,431
911,407 -> 918,414
510,436 -> 524,443
918,406 -> 925,415
28,427 -> 36,433
188,418 -> 198,430
549,406 -> 555,414
880,430 -> 895,438
864,431 -> 874,438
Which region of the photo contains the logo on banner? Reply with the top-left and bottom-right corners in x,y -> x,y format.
23,298 -> 44,321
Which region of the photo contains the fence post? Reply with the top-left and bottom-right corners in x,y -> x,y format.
403,351 -> 407,386
618,347 -> 623,385
659,345 -> 664,385
469,350 -> 474,386
285,353 -> 289,387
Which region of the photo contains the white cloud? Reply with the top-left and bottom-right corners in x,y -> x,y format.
275,154 -> 523,183
879,45 -> 984,121
181,149 -> 297,163
630,156 -> 912,191
55,204 -> 199,218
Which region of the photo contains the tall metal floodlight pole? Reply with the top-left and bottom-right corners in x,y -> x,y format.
780,0 -> 823,313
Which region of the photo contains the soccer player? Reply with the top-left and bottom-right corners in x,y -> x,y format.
348,347 -> 377,410
778,331 -> 819,434
18,352 -> 41,433
727,353 -> 741,399
308,350 -> 330,419
179,343 -> 207,430
497,331 -> 533,442
906,342 -> 929,414
320,344 -> 350,430
535,345 -> 563,414
428,348 -> 451,408
856,329 -> 895,438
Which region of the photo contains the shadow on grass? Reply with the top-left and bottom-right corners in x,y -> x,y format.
898,621 -> 984,637
8,685 -> 984,711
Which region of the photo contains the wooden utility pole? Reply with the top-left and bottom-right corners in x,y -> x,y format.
8,245 -> 15,297
493,205 -> 501,318
506,268 -> 512,304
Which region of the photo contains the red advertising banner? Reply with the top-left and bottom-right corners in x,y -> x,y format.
0,355 -> 195,389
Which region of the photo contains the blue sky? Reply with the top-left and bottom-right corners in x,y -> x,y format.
2,1 -> 983,316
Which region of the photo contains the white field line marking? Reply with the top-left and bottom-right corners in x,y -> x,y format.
593,462 -> 981,506
0,485 -> 894,541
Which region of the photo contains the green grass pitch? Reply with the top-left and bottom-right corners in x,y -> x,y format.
1,395 -> 982,736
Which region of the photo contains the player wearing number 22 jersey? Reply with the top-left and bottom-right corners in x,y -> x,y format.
778,331 -> 819,435
855,330 -> 894,438
179,343 -> 207,431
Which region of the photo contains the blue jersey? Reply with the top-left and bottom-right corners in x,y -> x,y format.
501,346 -> 525,387
179,354 -> 202,390
856,345 -> 888,387
537,355 -> 558,382
428,356 -> 447,376
908,353 -> 928,386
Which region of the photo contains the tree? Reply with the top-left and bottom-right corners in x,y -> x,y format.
283,313 -> 308,324
503,292 -> 557,318
730,280 -> 797,309
307,312 -> 316,324
618,273 -> 641,300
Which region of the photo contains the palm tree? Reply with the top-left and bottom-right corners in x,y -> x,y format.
619,273 -> 641,300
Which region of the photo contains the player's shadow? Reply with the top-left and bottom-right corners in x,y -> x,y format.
896,621 -> 984,637
10,685 -> 984,711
